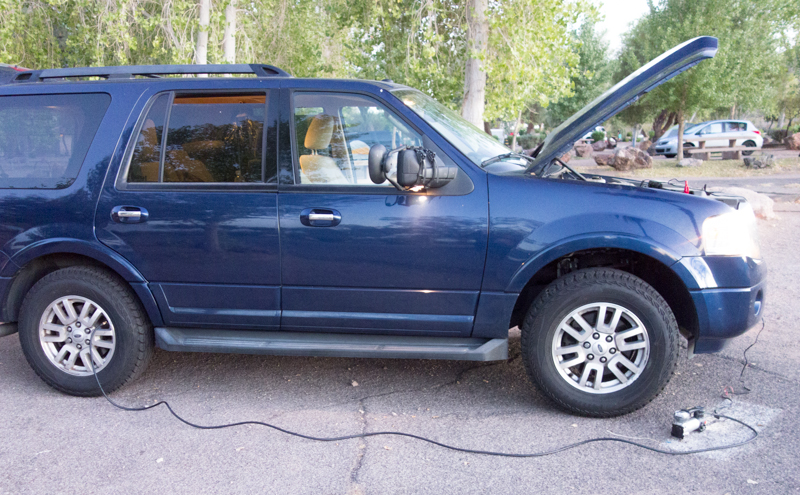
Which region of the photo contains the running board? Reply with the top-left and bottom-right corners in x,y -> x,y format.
155,327 -> 508,362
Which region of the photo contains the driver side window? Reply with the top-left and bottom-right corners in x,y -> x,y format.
292,92 -> 422,185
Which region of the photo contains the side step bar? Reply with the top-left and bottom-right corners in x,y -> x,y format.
155,327 -> 508,362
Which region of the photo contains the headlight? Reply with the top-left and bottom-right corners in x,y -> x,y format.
701,202 -> 761,258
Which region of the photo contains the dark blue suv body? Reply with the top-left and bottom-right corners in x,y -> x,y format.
0,37 -> 765,416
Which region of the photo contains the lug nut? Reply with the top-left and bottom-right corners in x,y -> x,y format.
592,333 -> 600,340
85,329 -> 91,334
67,326 -> 72,331
610,348 -> 617,354
76,322 -> 81,328
606,335 -> 613,342
587,354 -> 595,360
67,338 -> 72,343
583,342 -> 591,349
76,344 -> 82,349
600,357 -> 607,363
85,339 -> 90,345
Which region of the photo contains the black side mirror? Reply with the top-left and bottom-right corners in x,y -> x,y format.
368,144 -> 457,190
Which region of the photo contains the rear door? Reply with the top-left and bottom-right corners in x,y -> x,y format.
277,89 -> 489,337
96,85 -> 282,329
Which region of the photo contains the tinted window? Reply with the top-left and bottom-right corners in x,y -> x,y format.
127,92 -> 275,184
723,122 -> 747,132
292,92 -> 422,185
701,123 -> 723,135
0,93 -> 110,189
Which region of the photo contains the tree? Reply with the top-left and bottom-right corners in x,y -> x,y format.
196,0 -> 210,66
462,0 -> 489,127
222,0 -> 237,64
615,0 -> 786,158
545,17 -> 611,129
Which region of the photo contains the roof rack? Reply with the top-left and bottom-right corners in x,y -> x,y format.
11,63 -> 291,83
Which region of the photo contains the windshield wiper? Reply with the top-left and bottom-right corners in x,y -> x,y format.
481,152 -> 534,168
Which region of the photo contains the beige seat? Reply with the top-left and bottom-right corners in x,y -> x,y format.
299,115 -> 348,184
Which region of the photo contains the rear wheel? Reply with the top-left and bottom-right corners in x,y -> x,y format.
521,268 -> 678,417
742,140 -> 757,156
18,266 -> 153,396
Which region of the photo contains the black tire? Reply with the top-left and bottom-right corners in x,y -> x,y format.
742,140 -> 757,156
521,268 -> 678,417
682,142 -> 694,158
664,154 -> 676,159
18,266 -> 154,396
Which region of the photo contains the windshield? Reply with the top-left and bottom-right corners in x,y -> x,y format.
662,123 -> 699,140
391,89 -> 510,167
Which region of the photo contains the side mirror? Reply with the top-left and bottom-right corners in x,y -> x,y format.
368,144 -> 457,190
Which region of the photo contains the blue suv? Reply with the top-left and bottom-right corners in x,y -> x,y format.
0,37 -> 765,416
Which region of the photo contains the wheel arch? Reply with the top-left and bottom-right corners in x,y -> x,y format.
508,246 -> 698,345
1,240 -> 162,326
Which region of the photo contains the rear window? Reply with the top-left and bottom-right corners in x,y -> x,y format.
0,93 -> 111,189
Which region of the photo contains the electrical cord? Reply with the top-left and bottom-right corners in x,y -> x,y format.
88,329 -> 759,458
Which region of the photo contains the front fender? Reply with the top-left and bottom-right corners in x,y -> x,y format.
2,238 -> 147,283
505,232 -> 684,293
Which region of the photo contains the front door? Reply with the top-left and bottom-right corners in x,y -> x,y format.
278,90 -> 488,337
96,87 -> 282,329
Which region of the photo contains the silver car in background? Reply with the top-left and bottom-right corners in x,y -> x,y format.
654,120 -> 763,157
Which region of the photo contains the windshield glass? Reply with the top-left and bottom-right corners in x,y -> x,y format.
391,89 -> 510,167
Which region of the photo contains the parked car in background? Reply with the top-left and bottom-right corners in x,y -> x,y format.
654,120 -> 762,158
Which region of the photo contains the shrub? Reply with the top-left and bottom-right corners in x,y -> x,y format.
517,133 -> 537,149
648,130 -> 655,140
590,130 -> 605,142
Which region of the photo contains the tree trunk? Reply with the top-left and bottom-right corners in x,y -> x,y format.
461,0 -> 488,127
222,0 -> 236,64
484,121 -> 491,135
676,108 -> 685,160
511,109 -> 522,151
196,0 -> 210,71
730,103 -> 736,120
632,125 -> 638,147
778,110 -> 785,129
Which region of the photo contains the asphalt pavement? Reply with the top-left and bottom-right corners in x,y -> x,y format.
1,209 -> 799,494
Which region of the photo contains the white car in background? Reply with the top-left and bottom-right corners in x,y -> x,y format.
654,120 -> 763,157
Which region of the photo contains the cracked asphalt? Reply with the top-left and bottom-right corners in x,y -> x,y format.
1,208 -> 799,494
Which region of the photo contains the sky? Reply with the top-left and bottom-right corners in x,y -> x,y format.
595,0 -> 652,54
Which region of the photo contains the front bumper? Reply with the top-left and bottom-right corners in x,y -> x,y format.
675,256 -> 766,353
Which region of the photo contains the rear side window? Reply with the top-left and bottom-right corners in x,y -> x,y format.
127,92 -> 275,184
0,93 -> 110,189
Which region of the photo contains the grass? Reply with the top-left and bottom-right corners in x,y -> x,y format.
583,156 -> 800,179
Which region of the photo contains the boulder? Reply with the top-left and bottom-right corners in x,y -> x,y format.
743,153 -> 774,169
574,143 -> 593,158
708,186 -> 776,220
559,150 -> 572,163
591,141 -> 607,152
761,134 -> 772,145
637,139 -> 652,151
594,153 -> 614,166
611,146 -> 652,171
677,158 -> 703,168
786,132 -> 800,150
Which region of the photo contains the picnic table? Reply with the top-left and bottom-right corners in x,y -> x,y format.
681,133 -> 757,160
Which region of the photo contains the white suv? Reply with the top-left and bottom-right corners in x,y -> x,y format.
654,120 -> 763,157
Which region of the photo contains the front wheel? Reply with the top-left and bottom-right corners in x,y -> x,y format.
521,268 -> 678,417
18,266 -> 154,396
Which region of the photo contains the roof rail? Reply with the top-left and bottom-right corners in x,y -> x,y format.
12,63 -> 291,82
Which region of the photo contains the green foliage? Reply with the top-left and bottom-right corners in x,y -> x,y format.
544,17 -> 611,128
648,130 -> 655,140
590,130 -> 604,142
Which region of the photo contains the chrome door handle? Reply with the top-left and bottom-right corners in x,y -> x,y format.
300,208 -> 341,227
111,206 -> 149,224
308,213 -> 334,222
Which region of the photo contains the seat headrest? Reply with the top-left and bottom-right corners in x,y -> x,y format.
304,114 -> 335,150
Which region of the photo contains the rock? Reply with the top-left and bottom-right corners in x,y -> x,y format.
743,153 -> 774,169
637,139 -> 652,151
678,158 -> 703,168
594,153 -> 614,166
761,134 -> 771,145
708,186 -> 776,220
646,146 -> 656,156
574,143 -> 593,158
786,132 -> 800,150
559,150 -> 572,163
611,146 -> 652,171
591,141 -> 606,152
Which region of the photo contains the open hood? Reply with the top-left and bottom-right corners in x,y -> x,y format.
527,36 -> 718,173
